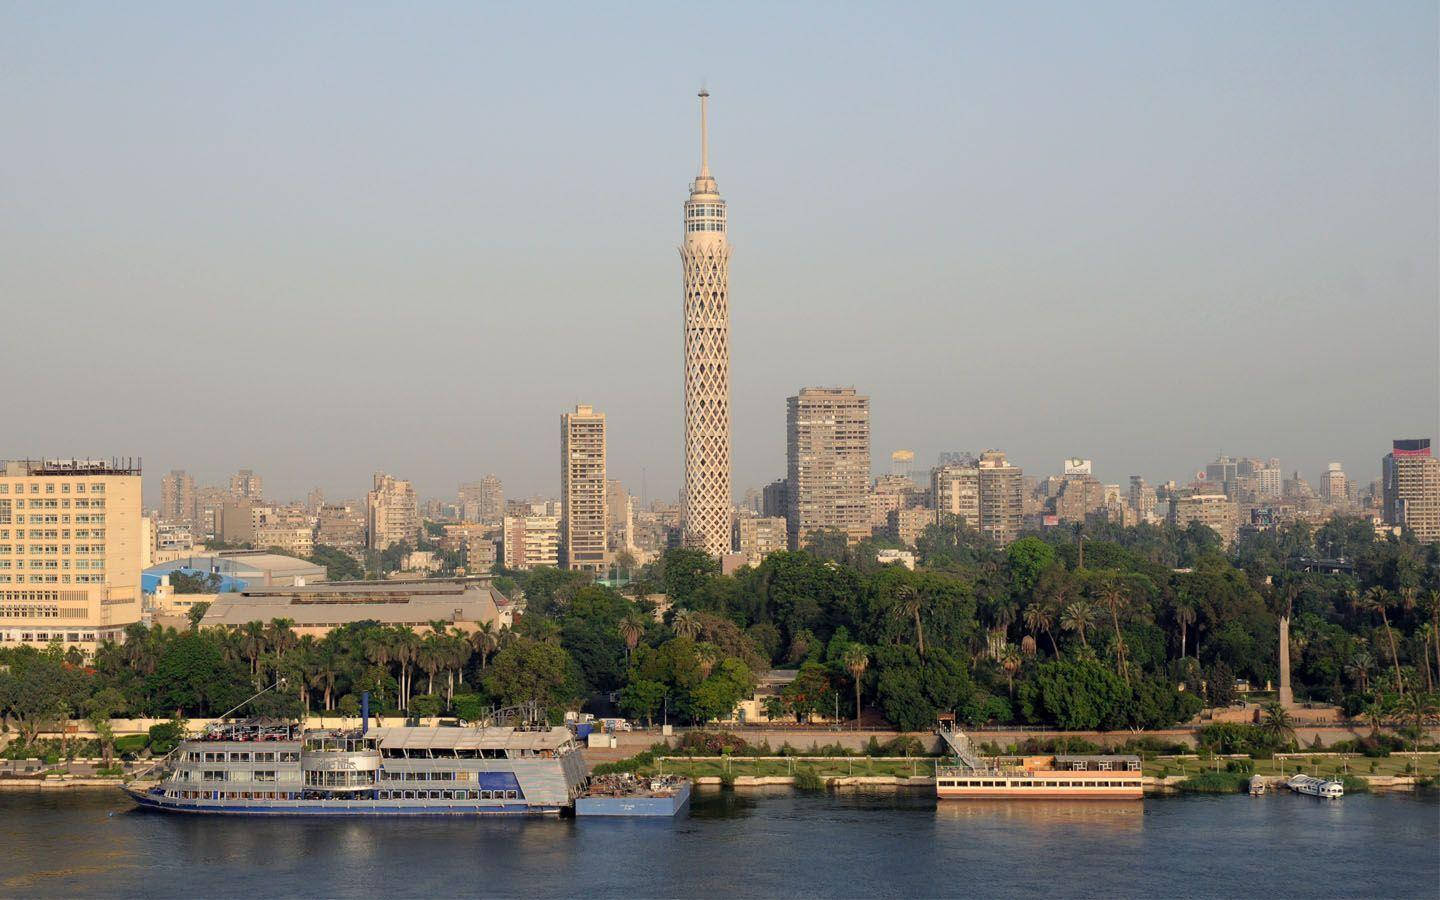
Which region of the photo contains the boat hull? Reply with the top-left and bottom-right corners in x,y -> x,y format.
937,776 -> 1142,801
123,786 -> 563,816
575,782 -> 692,817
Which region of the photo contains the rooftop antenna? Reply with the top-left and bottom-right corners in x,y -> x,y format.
698,86 -> 710,177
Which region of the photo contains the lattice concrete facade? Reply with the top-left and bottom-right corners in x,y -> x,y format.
679,90 -> 733,558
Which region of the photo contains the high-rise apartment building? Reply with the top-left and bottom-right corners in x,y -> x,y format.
1383,439 -> 1440,542
160,469 -> 195,525
1325,463 -> 1349,503
606,480 -> 635,558
761,478 -> 788,519
458,475 -> 505,524
1129,475 -> 1157,522
1256,462 -> 1282,499
932,461 -> 980,529
786,387 -> 871,548
229,468 -> 263,501
679,90 -> 734,559
501,515 -> 560,570
560,404 -> 608,572
367,473 -> 419,550
977,450 -> 1023,545
0,458 -> 144,653
193,485 -> 229,540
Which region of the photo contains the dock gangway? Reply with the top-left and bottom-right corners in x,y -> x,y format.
936,724 -> 985,771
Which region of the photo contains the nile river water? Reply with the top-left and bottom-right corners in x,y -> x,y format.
0,788 -> 1435,898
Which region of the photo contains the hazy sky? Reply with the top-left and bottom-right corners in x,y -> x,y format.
2,2 -> 1436,507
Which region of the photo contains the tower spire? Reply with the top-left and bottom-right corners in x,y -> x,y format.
698,89 -> 710,177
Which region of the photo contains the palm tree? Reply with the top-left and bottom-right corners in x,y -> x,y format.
390,628 -> 421,711
1000,645 -> 1023,697
1060,600 -> 1096,649
988,596 -> 1018,636
843,644 -> 869,728
1355,587 -> 1405,696
1423,590 -> 1440,690
1020,634 -> 1037,657
417,634 -> 446,696
445,636 -> 471,705
1345,648 -> 1374,695
1023,599 -> 1059,657
695,643 -> 719,680
1400,692 -> 1439,752
1173,602 -> 1196,660
469,622 -> 499,671
618,614 -> 647,663
265,618 -> 298,669
239,621 -> 267,676
1096,581 -> 1131,684
891,584 -> 927,657
1259,701 -> 1296,748
671,608 -> 700,641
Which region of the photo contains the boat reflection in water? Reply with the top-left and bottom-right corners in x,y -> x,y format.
934,799 -> 1143,833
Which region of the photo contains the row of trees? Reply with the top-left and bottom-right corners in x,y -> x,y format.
1,516 -> 1434,743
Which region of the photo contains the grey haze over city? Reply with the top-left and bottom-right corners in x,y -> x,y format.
2,2 -> 1435,507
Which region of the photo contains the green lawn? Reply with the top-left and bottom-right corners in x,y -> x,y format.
1143,754 -> 1438,779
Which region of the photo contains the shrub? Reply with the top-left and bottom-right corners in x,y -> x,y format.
880,735 -> 925,757
1176,773 -> 1248,793
677,731 -> 753,756
1225,759 -> 1254,774
1340,775 -> 1370,794
147,721 -> 186,756
793,769 -> 826,791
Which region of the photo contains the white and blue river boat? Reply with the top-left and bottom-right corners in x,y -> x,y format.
123,717 -> 588,816
1287,774 -> 1344,799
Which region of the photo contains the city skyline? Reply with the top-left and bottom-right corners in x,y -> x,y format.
3,3 -> 1435,506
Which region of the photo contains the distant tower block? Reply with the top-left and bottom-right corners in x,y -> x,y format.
891,450 -> 915,479
679,89 -> 733,558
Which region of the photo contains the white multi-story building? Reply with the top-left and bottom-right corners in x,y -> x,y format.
367,473 -> 419,551
501,515 -> 560,570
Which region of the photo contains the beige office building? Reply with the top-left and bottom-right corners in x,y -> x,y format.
786,387 -> 871,548
0,459 -> 144,652
978,450 -> 1024,545
367,473 -> 419,550
932,462 -> 980,529
1170,493 -> 1239,545
561,404 -> 608,572
315,504 -> 366,549
256,524 -> 314,558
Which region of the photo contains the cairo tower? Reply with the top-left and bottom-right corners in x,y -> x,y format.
679,90 -> 733,558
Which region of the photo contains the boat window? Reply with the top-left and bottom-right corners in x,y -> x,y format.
506,790 -> 518,799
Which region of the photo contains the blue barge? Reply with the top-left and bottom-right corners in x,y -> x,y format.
575,775 -> 691,817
